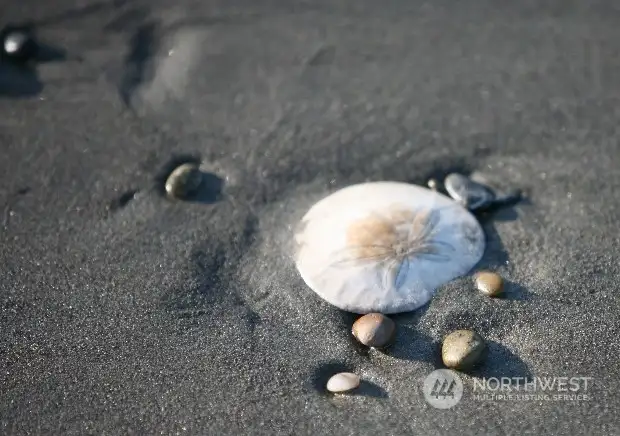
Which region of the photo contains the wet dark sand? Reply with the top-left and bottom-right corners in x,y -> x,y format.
1,1 -> 619,434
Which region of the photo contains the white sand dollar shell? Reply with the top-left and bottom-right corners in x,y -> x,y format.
294,182 -> 485,314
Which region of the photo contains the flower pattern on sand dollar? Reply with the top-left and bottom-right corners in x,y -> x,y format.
326,205 -> 455,289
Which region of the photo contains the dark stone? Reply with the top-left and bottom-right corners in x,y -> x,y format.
165,163 -> 203,200
444,173 -> 495,211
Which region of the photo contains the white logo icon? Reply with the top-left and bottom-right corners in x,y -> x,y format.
423,369 -> 464,409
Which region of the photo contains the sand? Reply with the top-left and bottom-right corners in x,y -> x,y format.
1,0 -> 619,434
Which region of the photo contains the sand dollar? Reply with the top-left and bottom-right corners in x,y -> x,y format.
294,182 -> 485,314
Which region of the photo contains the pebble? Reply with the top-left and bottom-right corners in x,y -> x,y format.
294,182 -> 485,314
352,313 -> 396,348
1,26 -> 37,62
427,179 -> 438,191
165,163 -> 203,199
475,271 -> 504,297
442,330 -> 486,370
326,372 -> 360,393
444,173 -> 495,211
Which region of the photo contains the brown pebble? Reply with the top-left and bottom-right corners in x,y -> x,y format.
475,271 -> 504,297
352,313 -> 396,348
442,330 -> 486,370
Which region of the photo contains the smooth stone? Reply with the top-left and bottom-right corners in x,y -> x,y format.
4,34 -> 24,54
475,271 -> 504,297
326,372 -> 360,393
427,179 -> 439,191
444,173 -> 495,211
442,330 -> 486,370
352,313 -> 396,348
165,163 -> 203,199
294,182 -> 485,314
1,26 -> 37,62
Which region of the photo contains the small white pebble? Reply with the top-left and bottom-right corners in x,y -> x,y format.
5,39 -> 19,53
326,372 -> 360,393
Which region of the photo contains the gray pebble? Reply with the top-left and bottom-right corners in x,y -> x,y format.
352,313 -> 396,348
165,163 -> 202,199
444,173 -> 495,210
441,330 -> 486,370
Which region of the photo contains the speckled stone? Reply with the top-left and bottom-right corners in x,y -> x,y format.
352,313 -> 396,348
326,372 -> 360,393
165,163 -> 202,199
475,271 -> 504,297
441,330 -> 486,370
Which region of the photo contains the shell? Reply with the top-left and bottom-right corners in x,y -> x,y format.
294,182 -> 485,314
326,372 -> 360,393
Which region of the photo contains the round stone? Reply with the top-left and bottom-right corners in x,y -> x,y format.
1,27 -> 37,62
444,173 -> 495,211
475,271 -> 504,297
165,163 -> 202,199
294,182 -> 485,314
326,372 -> 360,393
441,330 -> 486,370
352,313 -> 396,348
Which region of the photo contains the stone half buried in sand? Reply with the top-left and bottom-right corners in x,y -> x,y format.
294,182 -> 485,314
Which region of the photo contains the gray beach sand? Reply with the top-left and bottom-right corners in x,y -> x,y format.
1,0 -> 619,434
